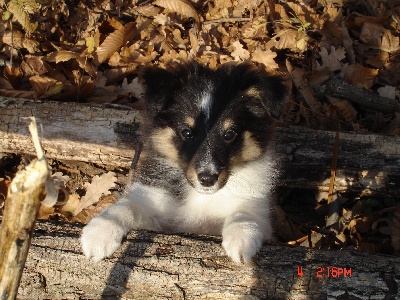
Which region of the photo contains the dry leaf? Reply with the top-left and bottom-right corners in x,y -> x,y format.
85,36 -> 96,54
73,172 -> 117,216
266,29 -> 309,52
360,22 -> 384,47
2,30 -> 24,49
287,61 -> 321,113
4,66 -> 22,88
37,205 -> 55,220
251,48 -> 278,70
60,193 -> 81,217
381,30 -> 400,53
274,206 -> 303,242
285,0 -> 321,27
97,22 -> 136,63
108,51 -> 123,67
307,67 -> 331,89
29,75 -> 59,98
153,0 -> 199,23
360,22 -> 400,52
231,40 -> 250,61
72,194 -> 117,224
0,89 -> 36,99
365,51 -> 389,69
189,30 -> 199,54
345,12 -> 388,29
0,78 -> 14,90
317,46 -> 346,72
377,85 -> 396,100
7,0 -> 38,33
46,50 -> 80,64
21,56 -> 47,77
326,96 -> 357,123
342,22 -> 355,64
342,63 -> 378,89
132,5 -> 162,17
154,13 -> 169,26
45,82 -> 63,96
116,77 -> 144,99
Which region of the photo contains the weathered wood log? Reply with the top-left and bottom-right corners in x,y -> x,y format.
0,119 -> 50,300
1,97 -> 399,196
16,220 -> 400,299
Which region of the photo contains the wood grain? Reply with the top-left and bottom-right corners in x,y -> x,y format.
1,97 -> 399,196
15,221 -> 400,299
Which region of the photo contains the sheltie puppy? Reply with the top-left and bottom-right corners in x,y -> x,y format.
81,61 -> 287,263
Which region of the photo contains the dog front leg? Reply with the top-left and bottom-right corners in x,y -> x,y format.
222,210 -> 272,264
81,183 -> 170,261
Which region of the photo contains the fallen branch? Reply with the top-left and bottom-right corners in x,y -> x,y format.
0,118 -> 55,299
17,220 -> 400,299
1,97 -> 399,196
319,76 -> 399,114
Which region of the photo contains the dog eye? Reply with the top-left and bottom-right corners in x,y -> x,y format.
181,128 -> 193,139
223,129 -> 237,142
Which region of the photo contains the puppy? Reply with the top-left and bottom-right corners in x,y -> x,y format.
81,61 -> 287,263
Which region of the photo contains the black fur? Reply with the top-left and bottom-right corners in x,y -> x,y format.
138,61 -> 287,196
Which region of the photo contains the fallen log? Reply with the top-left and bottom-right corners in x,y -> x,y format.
16,220 -> 400,299
1,98 -> 400,299
319,76 -> 399,114
1,97 -> 399,196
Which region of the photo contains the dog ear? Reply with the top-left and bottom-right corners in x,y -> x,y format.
140,65 -> 181,114
260,73 -> 288,120
217,63 -> 288,120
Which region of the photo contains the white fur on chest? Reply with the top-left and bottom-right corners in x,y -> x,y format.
122,152 -> 275,235
173,153 -> 275,234
81,152 -> 276,262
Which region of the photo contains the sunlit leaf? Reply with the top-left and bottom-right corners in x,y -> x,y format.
153,0 -> 199,23
97,22 -> 136,63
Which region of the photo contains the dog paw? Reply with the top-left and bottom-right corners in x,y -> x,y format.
81,217 -> 124,261
222,221 -> 264,264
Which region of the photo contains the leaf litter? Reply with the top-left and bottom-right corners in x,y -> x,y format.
0,0 -> 400,255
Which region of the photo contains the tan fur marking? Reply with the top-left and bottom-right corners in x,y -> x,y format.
151,127 -> 180,164
245,86 -> 270,117
245,87 -> 262,99
186,116 -> 195,128
241,131 -> 262,161
223,119 -> 234,131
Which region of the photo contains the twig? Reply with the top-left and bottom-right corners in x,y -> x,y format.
295,224 -> 346,247
327,132 -> 339,205
202,17 -> 251,25
0,117 -> 51,300
320,76 -> 398,114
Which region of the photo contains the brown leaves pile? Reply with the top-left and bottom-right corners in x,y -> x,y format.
0,0 -> 397,132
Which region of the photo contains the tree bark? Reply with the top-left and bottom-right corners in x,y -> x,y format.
0,118 -> 50,300
1,97 -> 399,196
16,220 -> 400,300
0,163 -> 45,300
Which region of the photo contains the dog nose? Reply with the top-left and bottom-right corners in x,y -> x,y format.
198,172 -> 219,187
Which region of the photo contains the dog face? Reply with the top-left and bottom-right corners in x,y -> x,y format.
142,62 -> 286,194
